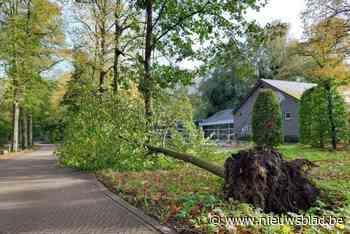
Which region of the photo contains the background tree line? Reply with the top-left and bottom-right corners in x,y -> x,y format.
1,0 -> 349,156
0,0 -> 65,151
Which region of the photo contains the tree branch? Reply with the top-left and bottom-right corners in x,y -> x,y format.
152,0 -> 167,30
152,1 -> 211,47
38,59 -> 64,74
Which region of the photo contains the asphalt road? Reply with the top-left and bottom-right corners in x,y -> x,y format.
0,145 -> 160,234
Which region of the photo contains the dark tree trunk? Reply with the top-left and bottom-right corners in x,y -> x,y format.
324,81 -> 337,150
11,102 -> 20,152
99,70 -> 106,93
97,0 -> 107,94
19,109 -> 22,149
113,2 -> 121,93
320,133 -> 324,148
113,50 -> 120,93
10,102 -> 14,151
28,114 -> 33,148
143,0 -> 153,119
21,108 -> 28,149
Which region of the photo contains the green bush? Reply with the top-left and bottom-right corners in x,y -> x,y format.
0,117 -> 11,147
252,89 -> 283,147
299,88 -> 314,144
300,85 -> 349,148
58,91 -> 155,171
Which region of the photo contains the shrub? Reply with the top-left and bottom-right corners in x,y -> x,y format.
59,92 -> 158,171
252,89 -> 283,148
300,85 -> 349,148
0,117 -> 11,147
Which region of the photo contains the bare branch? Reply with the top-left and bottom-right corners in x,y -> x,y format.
152,0 -> 167,29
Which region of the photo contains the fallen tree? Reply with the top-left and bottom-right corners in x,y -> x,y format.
143,91 -> 320,213
146,145 -> 225,177
146,144 -> 320,213
119,135 -> 226,177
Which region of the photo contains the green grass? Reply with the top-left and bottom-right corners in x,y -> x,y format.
278,144 -> 350,161
98,144 -> 350,234
202,144 -> 350,165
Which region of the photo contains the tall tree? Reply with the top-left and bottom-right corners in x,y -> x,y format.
298,16 -> 350,150
245,21 -> 306,81
136,0 -> 264,120
71,0 -> 142,93
300,86 -> 349,148
198,67 -> 253,118
252,89 -> 283,148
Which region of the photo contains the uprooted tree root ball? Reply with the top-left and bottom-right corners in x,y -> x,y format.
146,144 -> 320,213
224,147 -> 320,213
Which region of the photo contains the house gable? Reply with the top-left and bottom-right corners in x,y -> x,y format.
233,80 -> 303,140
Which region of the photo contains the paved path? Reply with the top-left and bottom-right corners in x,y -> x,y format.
0,145 -> 160,234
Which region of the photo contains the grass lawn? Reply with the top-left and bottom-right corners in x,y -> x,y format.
98,144 -> 350,234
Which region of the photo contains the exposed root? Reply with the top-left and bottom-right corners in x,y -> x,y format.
224,147 -> 319,213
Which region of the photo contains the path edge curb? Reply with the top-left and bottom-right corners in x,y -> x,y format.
94,177 -> 177,234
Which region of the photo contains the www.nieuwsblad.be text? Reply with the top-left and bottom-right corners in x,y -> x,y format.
208,214 -> 345,226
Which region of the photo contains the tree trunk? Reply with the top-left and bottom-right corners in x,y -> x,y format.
19,110 -> 22,149
113,52 -> 120,93
143,0 -> 153,119
28,114 -> 33,148
99,70 -> 106,93
113,2 -> 121,93
320,135 -> 324,148
21,109 -> 28,149
97,0 -> 107,94
324,82 -> 337,150
146,145 -> 225,178
11,102 -> 20,152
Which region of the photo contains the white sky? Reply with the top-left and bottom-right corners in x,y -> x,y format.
246,0 -> 306,40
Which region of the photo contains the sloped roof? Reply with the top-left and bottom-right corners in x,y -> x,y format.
261,79 -> 317,100
233,79 -> 316,114
199,109 -> 234,126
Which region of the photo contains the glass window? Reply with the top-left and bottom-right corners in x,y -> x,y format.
285,112 -> 292,120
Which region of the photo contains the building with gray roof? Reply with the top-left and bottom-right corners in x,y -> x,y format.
199,109 -> 235,141
233,79 -> 317,141
200,79 -> 350,142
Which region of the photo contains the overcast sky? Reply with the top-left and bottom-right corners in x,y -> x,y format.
247,0 -> 306,40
